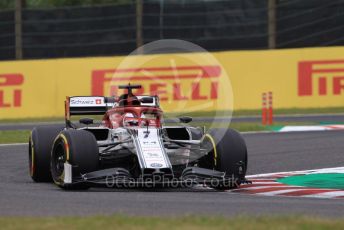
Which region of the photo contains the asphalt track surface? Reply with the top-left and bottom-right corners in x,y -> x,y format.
1,114 -> 344,131
1,130 -> 344,217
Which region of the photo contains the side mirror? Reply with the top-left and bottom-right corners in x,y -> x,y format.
179,116 -> 192,123
140,97 -> 154,103
79,118 -> 94,125
105,96 -> 116,103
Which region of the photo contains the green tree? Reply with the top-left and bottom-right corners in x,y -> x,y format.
0,0 -> 14,9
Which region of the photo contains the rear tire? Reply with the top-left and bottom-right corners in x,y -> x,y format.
29,125 -> 64,182
200,128 -> 248,189
51,129 -> 99,190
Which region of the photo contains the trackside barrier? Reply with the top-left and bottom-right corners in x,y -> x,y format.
268,92 -> 273,125
262,92 -> 267,125
0,46 -> 343,119
262,92 -> 273,125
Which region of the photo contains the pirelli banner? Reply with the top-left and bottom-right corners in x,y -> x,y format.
0,46 -> 343,119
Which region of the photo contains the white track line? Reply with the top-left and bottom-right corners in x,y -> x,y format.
247,167 -> 344,178
241,131 -> 274,134
257,189 -> 305,196
237,185 -> 294,191
247,182 -> 280,184
0,143 -> 27,147
303,191 -> 344,198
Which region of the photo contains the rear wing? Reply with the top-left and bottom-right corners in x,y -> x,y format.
66,96 -> 114,116
65,96 -> 114,127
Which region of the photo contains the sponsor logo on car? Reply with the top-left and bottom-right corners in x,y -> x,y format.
70,99 -> 94,105
298,60 -> 344,96
150,163 -> 163,168
70,97 -> 105,107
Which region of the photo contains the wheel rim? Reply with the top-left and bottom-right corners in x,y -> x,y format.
199,136 -> 216,170
51,140 -> 66,180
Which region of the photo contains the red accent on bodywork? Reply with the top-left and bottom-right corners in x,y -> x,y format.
103,106 -> 163,129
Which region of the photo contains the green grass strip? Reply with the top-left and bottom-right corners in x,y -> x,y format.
0,121 -> 324,144
1,106 -> 344,124
0,215 -> 344,230
0,130 -> 30,144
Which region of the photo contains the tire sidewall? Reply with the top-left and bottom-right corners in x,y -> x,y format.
29,126 -> 64,182
51,129 -> 99,188
201,128 -> 248,189
210,128 -> 247,177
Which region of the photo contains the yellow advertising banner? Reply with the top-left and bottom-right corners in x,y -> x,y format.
0,46 -> 343,119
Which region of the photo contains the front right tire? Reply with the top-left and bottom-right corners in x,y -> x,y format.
199,128 -> 248,190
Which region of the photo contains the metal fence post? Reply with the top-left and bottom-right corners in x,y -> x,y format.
136,0 -> 143,54
159,0 -> 164,39
268,0 -> 276,49
15,0 -> 24,59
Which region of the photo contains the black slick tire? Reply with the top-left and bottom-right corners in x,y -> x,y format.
29,125 -> 64,182
200,128 -> 248,189
51,129 -> 99,190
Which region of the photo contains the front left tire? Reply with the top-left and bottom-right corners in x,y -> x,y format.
51,129 -> 99,190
